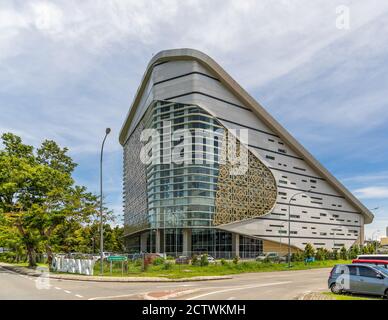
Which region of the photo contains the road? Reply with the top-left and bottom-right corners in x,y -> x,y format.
0,266 -> 329,300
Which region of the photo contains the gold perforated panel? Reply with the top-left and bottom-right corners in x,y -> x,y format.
213,131 -> 277,226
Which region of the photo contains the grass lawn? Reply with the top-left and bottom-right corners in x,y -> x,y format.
91,259 -> 351,279
8,262 -> 48,268
323,292 -> 382,300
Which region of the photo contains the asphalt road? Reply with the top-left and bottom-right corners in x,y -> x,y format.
0,266 -> 330,300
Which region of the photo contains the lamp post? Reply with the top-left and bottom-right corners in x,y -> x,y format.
372,230 -> 380,254
288,189 -> 311,268
100,128 -> 111,275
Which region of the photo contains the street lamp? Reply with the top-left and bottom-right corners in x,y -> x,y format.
100,128 -> 111,275
288,189 -> 312,268
372,230 -> 381,254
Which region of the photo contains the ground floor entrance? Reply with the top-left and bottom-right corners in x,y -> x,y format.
125,228 -> 264,259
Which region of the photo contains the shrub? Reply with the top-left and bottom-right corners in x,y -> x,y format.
233,256 -> 240,265
331,249 -> 339,260
134,259 -> 142,267
340,246 -> 348,260
291,251 -> 304,262
220,258 -> 227,266
191,254 -> 199,266
348,245 -> 360,259
315,248 -> 327,261
153,257 -> 165,266
162,262 -> 173,270
200,254 -> 209,267
303,244 -> 315,259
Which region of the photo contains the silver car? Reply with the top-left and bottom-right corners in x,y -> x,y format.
328,263 -> 388,298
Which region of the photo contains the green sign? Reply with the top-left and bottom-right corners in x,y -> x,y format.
107,256 -> 127,262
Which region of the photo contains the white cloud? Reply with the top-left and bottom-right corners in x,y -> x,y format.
354,187 -> 388,199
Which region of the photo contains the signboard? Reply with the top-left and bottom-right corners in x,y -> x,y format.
52,257 -> 95,276
107,256 -> 127,262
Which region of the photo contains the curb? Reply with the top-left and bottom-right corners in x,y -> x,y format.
0,263 -> 232,283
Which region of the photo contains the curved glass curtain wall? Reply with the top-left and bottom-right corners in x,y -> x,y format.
143,101 -> 224,230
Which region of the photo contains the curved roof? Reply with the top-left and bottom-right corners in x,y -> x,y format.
119,48 -> 374,224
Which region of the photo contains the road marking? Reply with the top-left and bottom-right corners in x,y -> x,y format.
75,294 -> 84,298
64,290 -> 72,294
186,281 -> 292,300
227,297 -> 236,300
88,293 -> 140,300
55,287 -> 61,290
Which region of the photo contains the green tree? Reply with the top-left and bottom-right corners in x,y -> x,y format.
303,243 -> 315,259
0,133 -> 99,266
340,246 -> 348,260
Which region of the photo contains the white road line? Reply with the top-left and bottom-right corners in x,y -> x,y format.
64,290 -> 72,294
88,293 -> 139,300
186,281 -> 292,300
55,287 -> 61,290
75,294 -> 84,298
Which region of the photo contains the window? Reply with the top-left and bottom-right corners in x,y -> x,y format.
278,149 -> 286,154
268,139 -> 275,143
266,155 -> 275,160
359,267 -> 378,278
293,166 -> 306,172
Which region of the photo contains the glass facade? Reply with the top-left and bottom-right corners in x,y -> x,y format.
123,101 -> 264,258
144,101 -> 223,230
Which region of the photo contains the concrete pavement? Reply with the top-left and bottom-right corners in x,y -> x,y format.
0,265 -> 330,300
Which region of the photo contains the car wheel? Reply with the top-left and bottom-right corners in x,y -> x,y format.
330,283 -> 343,294
384,289 -> 388,300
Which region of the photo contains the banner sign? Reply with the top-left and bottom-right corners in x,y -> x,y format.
52,257 -> 95,276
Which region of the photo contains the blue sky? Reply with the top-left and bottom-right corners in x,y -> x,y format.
1,0 -> 387,240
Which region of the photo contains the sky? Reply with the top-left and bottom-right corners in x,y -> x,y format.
1,0 -> 387,240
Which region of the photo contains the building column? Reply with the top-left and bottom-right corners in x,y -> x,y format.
140,232 -> 148,252
155,229 -> 161,253
182,229 -> 192,257
359,216 -> 365,246
232,233 -> 240,258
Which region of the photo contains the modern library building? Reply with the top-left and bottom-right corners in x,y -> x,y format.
119,48 -> 374,258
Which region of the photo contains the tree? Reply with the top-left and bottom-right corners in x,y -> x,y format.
340,246 -> 348,260
0,133 -> 99,267
348,245 -> 360,259
303,243 -> 315,259
0,133 -> 40,266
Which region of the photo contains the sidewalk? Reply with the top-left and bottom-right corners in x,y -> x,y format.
0,262 -> 232,283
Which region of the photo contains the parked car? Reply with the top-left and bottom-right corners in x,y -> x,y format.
357,254 -> 388,261
197,254 -> 216,264
256,252 -> 286,262
352,259 -> 388,269
328,264 -> 388,298
175,256 -> 191,265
